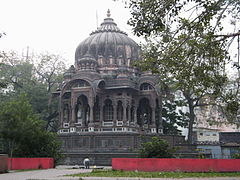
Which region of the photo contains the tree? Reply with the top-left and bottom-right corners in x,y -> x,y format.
128,0 -> 240,39
162,99 -> 188,135
126,0 -> 239,143
32,53 -> 66,130
0,93 -> 62,161
139,136 -> 176,158
0,32 -> 6,88
0,51 -> 66,131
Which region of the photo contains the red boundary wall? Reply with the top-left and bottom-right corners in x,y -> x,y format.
112,158 -> 240,172
8,158 -> 54,170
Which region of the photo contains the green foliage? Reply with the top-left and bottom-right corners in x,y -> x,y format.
233,148 -> 240,159
128,0 -> 240,38
139,136 -> 176,158
233,153 -> 240,159
127,0 -> 238,143
0,93 -> 62,161
0,62 -> 7,88
0,51 -> 66,131
162,100 -> 188,135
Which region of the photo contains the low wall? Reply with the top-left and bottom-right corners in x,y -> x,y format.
112,158 -> 240,172
0,154 -> 8,173
8,158 -> 54,170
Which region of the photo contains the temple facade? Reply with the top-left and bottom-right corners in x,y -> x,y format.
57,10 -> 185,165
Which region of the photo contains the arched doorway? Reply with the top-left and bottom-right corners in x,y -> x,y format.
75,95 -> 89,126
137,98 -> 152,127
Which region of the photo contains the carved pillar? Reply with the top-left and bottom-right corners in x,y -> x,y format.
71,104 -> 76,125
87,104 -> 94,132
150,96 -> 157,133
151,108 -> 156,126
158,96 -> 163,133
70,94 -> 76,125
89,105 -> 94,124
133,99 -> 138,126
63,104 -> 70,124
134,108 -> 137,125
88,94 -> 94,125
126,100 -> 131,123
127,105 -> 131,122
67,104 -> 71,123
113,100 -> 117,126
109,55 -> 113,65
68,104 -> 71,124
99,103 -> 103,124
123,100 -> 127,124
82,107 -> 86,127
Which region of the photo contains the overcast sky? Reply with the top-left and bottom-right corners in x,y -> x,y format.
0,0 -> 141,66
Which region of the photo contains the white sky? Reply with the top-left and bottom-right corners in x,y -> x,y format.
0,0 -> 141,66
0,0 -> 238,72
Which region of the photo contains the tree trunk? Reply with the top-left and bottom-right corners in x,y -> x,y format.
187,98 -> 195,144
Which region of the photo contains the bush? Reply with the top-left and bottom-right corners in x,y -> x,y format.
233,153 -> 240,159
139,136 -> 176,158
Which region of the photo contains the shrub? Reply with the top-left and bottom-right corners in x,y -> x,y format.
139,136 -> 176,158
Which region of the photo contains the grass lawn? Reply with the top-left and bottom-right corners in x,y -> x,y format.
67,169 -> 240,178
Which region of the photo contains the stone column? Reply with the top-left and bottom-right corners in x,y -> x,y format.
99,103 -> 103,125
158,96 -> 163,133
134,107 -> 137,125
82,107 -> 86,127
150,96 -> 157,133
113,101 -> 117,126
151,108 -> 157,133
69,103 -> 76,133
89,105 -> 94,124
127,100 -> 131,123
70,94 -> 77,125
128,106 -> 131,122
88,104 -> 94,132
68,104 -> 72,124
150,96 -> 156,126
71,104 -> 76,125
151,108 -> 156,126
123,100 -> 127,124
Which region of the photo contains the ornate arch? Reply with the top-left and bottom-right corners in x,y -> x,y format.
61,78 -> 92,95
75,95 -> 89,126
137,97 -> 152,127
140,82 -> 154,91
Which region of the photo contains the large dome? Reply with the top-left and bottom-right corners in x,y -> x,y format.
75,10 -> 140,70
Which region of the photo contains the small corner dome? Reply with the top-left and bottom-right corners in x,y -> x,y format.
64,65 -> 75,79
75,10 -> 140,66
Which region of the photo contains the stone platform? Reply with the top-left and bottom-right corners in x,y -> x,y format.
59,132 -> 189,165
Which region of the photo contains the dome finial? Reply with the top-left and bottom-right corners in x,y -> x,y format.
107,9 -> 111,17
